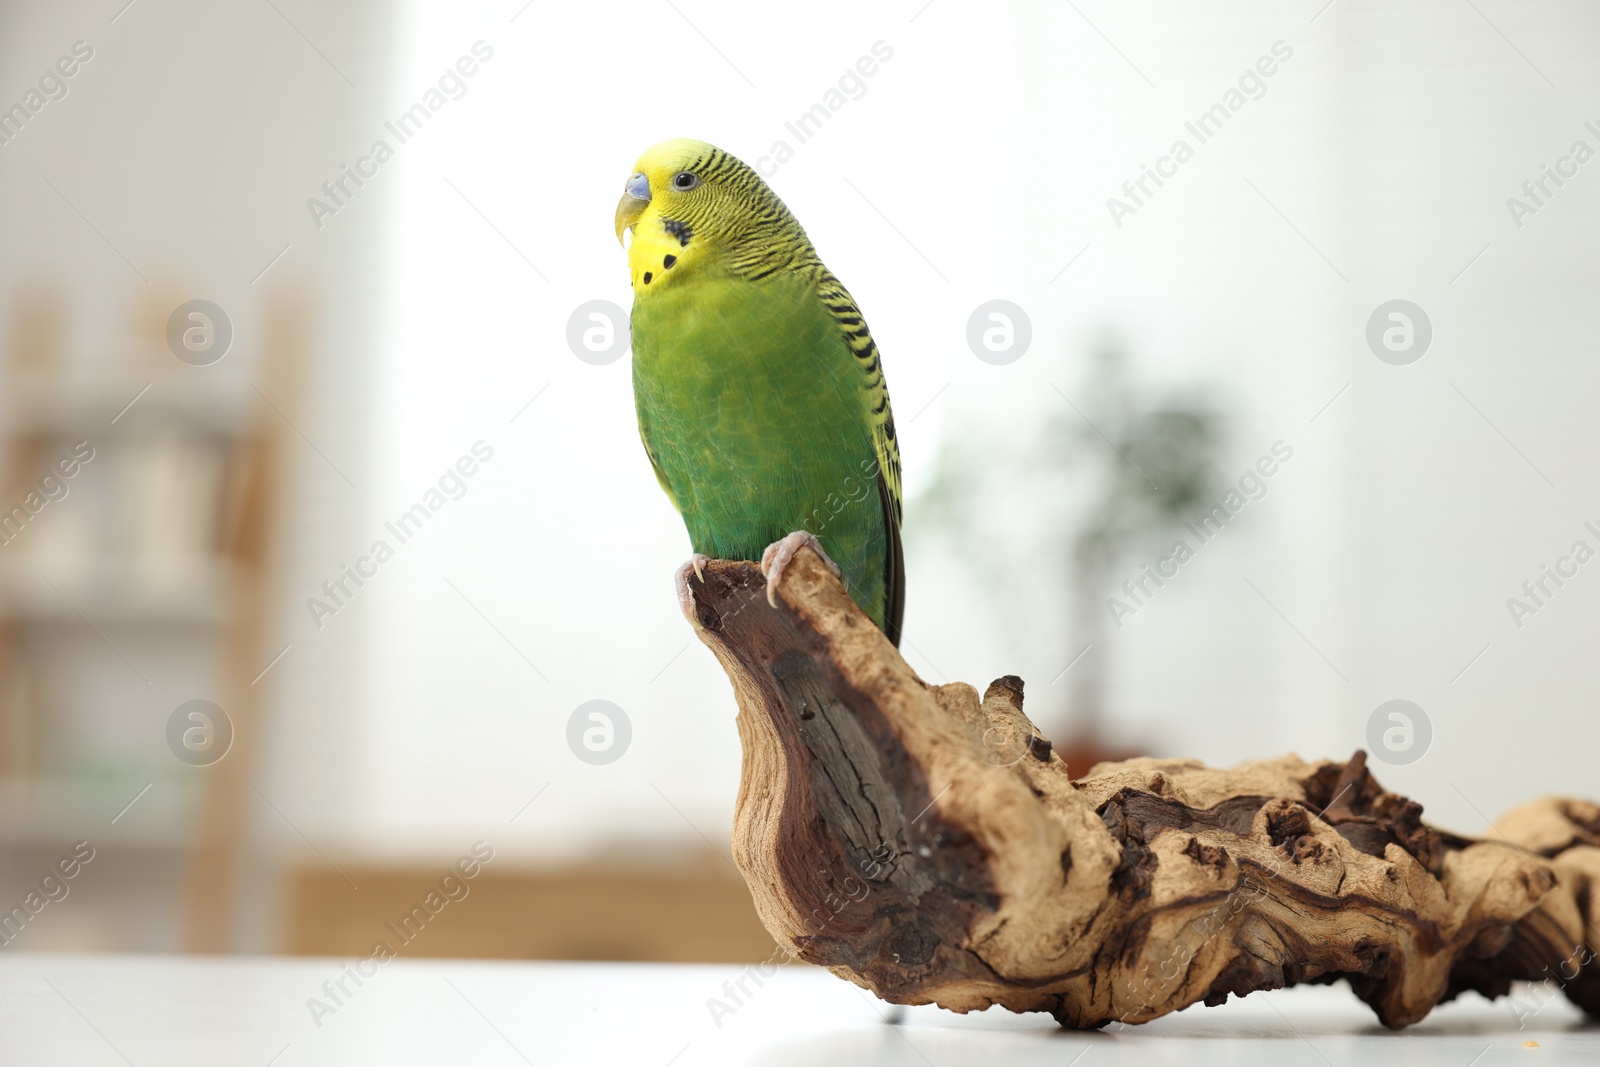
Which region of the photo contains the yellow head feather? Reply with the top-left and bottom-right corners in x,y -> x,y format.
614,139 -> 811,294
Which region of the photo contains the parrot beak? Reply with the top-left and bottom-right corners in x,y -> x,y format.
615,172 -> 651,246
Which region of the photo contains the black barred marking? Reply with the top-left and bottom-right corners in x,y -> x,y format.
663,219 -> 693,246
690,148 -> 736,183
643,271 -> 653,284
663,254 -> 677,268
659,150 -> 817,282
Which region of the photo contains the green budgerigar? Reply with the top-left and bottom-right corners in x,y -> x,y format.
615,139 -> 903,644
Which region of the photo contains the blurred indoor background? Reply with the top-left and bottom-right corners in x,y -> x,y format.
1,0 -> 1596,963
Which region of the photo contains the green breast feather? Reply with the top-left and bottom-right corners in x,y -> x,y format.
633,273 -> 903,640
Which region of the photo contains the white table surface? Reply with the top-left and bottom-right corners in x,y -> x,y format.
0,953 -> 1594,1066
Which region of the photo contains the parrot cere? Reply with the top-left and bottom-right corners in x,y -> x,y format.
616,138 -> 904,644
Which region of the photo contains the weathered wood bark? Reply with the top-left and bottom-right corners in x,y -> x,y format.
682,549 -> 1600,1029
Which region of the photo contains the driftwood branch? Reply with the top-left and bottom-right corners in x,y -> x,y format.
682,549 -> 1600,1029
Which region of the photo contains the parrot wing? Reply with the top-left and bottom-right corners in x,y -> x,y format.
818,271 -> 904,644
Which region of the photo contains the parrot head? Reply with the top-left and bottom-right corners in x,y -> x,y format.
614,138 -> 804,292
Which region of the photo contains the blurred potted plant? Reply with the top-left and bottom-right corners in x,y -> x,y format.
918,337 -> 1225,774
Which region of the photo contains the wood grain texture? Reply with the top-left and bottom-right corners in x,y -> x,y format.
682,549 -> 1600,1029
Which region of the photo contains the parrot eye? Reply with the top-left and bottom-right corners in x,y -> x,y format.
671,171 -> 701,191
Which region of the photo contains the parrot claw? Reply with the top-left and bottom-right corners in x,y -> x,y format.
760,531 -> 842,609
675,554 -> 712,626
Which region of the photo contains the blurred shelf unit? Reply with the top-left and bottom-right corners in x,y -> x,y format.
0,398 -> 243,628
0,772 -> 198,850
0,291 -> 300,943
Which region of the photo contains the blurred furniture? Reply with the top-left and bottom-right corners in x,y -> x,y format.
289,857 -> 776,962
0,289 -> 302,953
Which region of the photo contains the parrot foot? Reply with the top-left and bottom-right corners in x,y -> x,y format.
760,531 -> 841,609
674,554 -> 712,625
